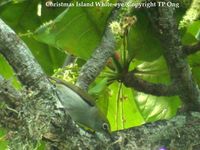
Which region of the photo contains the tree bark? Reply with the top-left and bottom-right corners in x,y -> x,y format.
0,0 -> 200,149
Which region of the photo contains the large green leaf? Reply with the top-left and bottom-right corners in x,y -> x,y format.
134,57 -> 181,122
107,82 -> 145,131
127,11 -> 163,61
89,75 -> 145,131
0,0 -> 66,75
22,36 -> 65,75
0,0 -> 40,32
33,0 -> 114,60
182,20 -> 200,44
99,57 -> 180,131
91,78 -> 110,120
135,93 -> 180,122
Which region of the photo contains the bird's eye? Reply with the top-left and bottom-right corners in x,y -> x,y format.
102,122 -> 109,130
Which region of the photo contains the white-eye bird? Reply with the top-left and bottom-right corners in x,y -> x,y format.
50,77 -> 110,133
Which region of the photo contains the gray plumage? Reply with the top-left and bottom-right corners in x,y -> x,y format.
53,79 -> 110,133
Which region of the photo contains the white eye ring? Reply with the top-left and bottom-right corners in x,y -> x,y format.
102,122 -> 109,130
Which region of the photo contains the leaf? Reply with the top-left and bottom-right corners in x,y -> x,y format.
89,78 -> 108,95
135,93 -> 180,122
134,57 -> 181,122
182,20 -> 200,44
127,11 -> 163,61
0,0 -> 66,75
96,57 -> 180,131
22,36 -> 66,75
89,77 -> 110,119
0,55 -> 21,88
107,82 -> 145,131
34,1 -> 114,60
188,53 -> 200,85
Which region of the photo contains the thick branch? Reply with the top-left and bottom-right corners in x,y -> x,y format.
115,112 -> 200,150
0,19 -> 62,149
123,71 -> 178,96
183,42 -> 200,56
0,19 -> 48,89
76,7 -> 121,90
0,18 -> 111,149
44,112 -> 200,150
149,1 -> 200,111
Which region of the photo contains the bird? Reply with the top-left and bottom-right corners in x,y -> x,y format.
50,77 -> 110,133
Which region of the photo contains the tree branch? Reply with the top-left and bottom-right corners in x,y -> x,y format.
1,2 -> 199,150
0,18 -> 111,149
183,42 -> 200,56
115,112 -> 200,150
148,0 -> 200,111
123,71 -> 178,96
0,19 -> 48,89
0,19 -> 63,149
76,7 -> 121,90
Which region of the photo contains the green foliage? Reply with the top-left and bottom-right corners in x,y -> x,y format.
133,57 -> 181,121
0,0 -> 66,75
37,142 -> 45,150
188,52 -> 200,85
89,78 -> 110,115
0,0 -> 198,135
179,0 -> 200,29
107,82 -> 145,131
0,128 -> 8,150
127,11 -> 163,61
53,63 -> 79,84
95,56 -> 180,131
0,54 -> 20,88
34,0 -> 115,60
182,20 -> 200,44
180,0 -> 193,8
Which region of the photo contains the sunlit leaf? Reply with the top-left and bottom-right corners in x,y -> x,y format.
107,82 -> 145,131
182,20 -> 200,44
96,57 -> 181,131
134,57 -> 181,122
